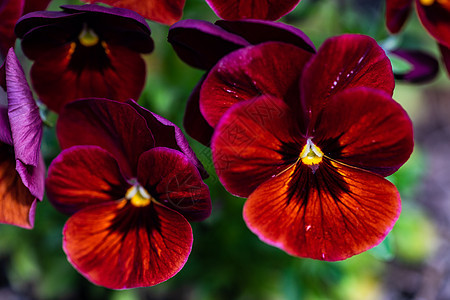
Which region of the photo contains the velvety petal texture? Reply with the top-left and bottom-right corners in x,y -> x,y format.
15,4 -> 154,112
209,34 -> 413,260
57,99 -> 155,178
416,0 -> 450,48
46,98 -> 210,288
205,0 -> 301,20
137,148 -> 211,222
385,0 -> 414,33
201,42 -> 313,127
300,34 -> 394,125
0,0 -> 23,58
243,160 -> 401,261
63,200 -> 193,289
46,146 -> 129,215
0,49 -> 44,229
168,19 -> 314,145
81,0 -> 186,25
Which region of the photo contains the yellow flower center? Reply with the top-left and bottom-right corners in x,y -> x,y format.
300,138 -> 324,166
420,0 -> 450,9
78,24 -> 99,47
125,184 -> 153,207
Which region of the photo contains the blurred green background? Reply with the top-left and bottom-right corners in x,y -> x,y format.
2,0 -> 449,299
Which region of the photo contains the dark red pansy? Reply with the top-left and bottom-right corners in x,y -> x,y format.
0,48 -> 44,229
204,0 -> 301,20
386,0 -> 450,75
208,35 -> 414,260
46,99 -> 211,289
15,4 -> 154,113
81,0 -> 185,25
168,19 -> 315,145
0,0 -> 50,59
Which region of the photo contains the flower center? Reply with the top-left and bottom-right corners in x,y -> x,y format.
78,24 -> 99,47
420,0 -> 450,9
125,184 -> 153,207
300,138 -> 324,166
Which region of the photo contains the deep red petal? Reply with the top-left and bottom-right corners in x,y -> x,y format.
301,34 -> 394,125
212,96 -> 305,197
313,88 -> 414,177
137,147 -> 211,222
385,0 -> 414,33
46,145 -> 129,215
205,0 -> 301,20
183,77 -> 214,146
23,0 -> 51,14
243,159 -> 401,261
30,43 -> 146,113
416,0 -> 450,48
0,0 -> 23,58
201,41 -> 312,127
127,100 -> 208,179
57,99 -> 154,178
82,0 -> 185,25
0,145 -> 36,229
63,200 -> 193,289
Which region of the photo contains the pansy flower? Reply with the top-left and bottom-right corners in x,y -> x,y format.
168,19 -> 315,145
45,98 -> 211,288
0,48 -> 44,229
80,0 -> 185,25
15,4 -> 154,113
386,0 -> 450,74
0,0 -> 50,59
206,35 -> 414,260
204,0 -> 301,20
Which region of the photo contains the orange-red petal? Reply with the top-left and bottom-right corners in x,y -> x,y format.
63,200 -> 193,289
0,145 -> 36,229
243,159 -> 401,261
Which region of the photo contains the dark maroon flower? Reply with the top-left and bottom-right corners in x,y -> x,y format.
206,35 -> 413,260
15,4 -> 154,112
204,0 -> 301,20
0,48 -> 44,229
0,0 -> 50,59
46,98 -> 211,289
168,19 -> 315,145
80,0 -> 186,25
386,0 -> 450,75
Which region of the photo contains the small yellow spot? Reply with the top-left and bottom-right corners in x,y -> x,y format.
66,42 -> 76,60
300,138 -> 324,166
420,0 -> 435,5
78,24 -> 99,47
126,185 -> 153,207
101,41 -> 111,55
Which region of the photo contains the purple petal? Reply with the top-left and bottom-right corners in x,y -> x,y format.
216,19 -> 316,53
5,49 -> 42,168
168,19 -> 250,70
390,49 -> 439,83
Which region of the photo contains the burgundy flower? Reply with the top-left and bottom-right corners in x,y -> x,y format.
168,19 -> 315,145
386,0 -> 450,75
15,4 -> 154,113
0,0 -> 50,59
0,48 -> 44,229
206,35 -> 414,260
45,99 -> 211,289
80,0 -> 185,25
205,0 -> 301,20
